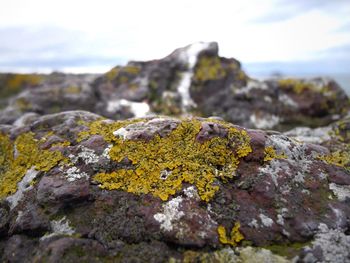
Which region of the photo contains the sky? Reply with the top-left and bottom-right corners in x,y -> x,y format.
0,0 -> 349,79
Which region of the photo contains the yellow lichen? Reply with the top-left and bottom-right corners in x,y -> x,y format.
105,67 -> 120,81
278,79 -> 315,94
318,150 -> 350,170
0,132 -> 66,199
264,146 -> 287,162
0,74 -> 42,98
80,118 -> 251,201
193,56 -> 226,83
217,222 -> 244,246
65,86 -> 81,94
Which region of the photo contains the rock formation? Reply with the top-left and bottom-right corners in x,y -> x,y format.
0,42 -> 349,262
0,111 -> 349,262
1,43 -> 349,130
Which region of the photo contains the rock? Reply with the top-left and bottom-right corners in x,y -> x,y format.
0,73 -> 99,125
92,42 -> 349,130
1,44 -> 348,131
0,111 -> 349,262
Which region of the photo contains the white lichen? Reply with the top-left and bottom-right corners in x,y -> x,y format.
65,167 -> 89,182
248,219 -> 259,229
302,223 -> 350,263
102,144 -> 112,159
259,213 -> 274,227
113,127 -> 129,140
6,167 -> 39,209
284,126 -> 332,144
153,196 -> 185,232
41,216 -> 75,240
250,113 -> 280,129
233,79 -> 268,95
329,183 -> 350,201
183,186 -> 200,200
69,146 -> 100,165
279,93 -> 298,108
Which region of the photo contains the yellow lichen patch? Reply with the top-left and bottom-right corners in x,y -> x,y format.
77,118 -> 145,143
0,132 -> 66,199
65,86 -> 81,94
217,222 -> 244,246
264,146 -> 287,162
105,67 -> 120,81
0,73 -> 42,100
318,150 -> 350,170
277,78 -> 331,95
193,56 -> 226,83
87,118 -> 251,201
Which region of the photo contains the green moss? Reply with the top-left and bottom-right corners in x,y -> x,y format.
193,56 -> 226,83
79,118 -> 252,201
0,132 -> 67,199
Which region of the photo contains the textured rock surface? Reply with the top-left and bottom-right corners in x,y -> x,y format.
0,72 -> 99,124
0,111 -> 349,262
1,43 -> 349,131
91,42 -> 349,130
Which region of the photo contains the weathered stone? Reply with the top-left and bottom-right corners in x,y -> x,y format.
0,111 -> 349,261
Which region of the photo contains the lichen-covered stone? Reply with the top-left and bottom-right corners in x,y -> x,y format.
0,111 -> 349,262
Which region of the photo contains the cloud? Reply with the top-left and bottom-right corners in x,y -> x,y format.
253,0 -> 350,23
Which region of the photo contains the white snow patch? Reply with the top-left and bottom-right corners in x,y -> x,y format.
176,42 -> 211,110
250,113 -> 280,129
153,196 -> 185,232
6,167 -> 39,209
106,99 -> 150,118
329,183 -> 350,201
259,214 -> 274,227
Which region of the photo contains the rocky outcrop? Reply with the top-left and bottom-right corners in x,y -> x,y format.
0,111 -> 349,262
0,72 -> 99,124
92,42 -> 349,130
1,43 -> 348,131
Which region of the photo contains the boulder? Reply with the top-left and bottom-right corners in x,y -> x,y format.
0,111 -> 349,262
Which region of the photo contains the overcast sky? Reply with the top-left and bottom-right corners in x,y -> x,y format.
0,0 -> 349,75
